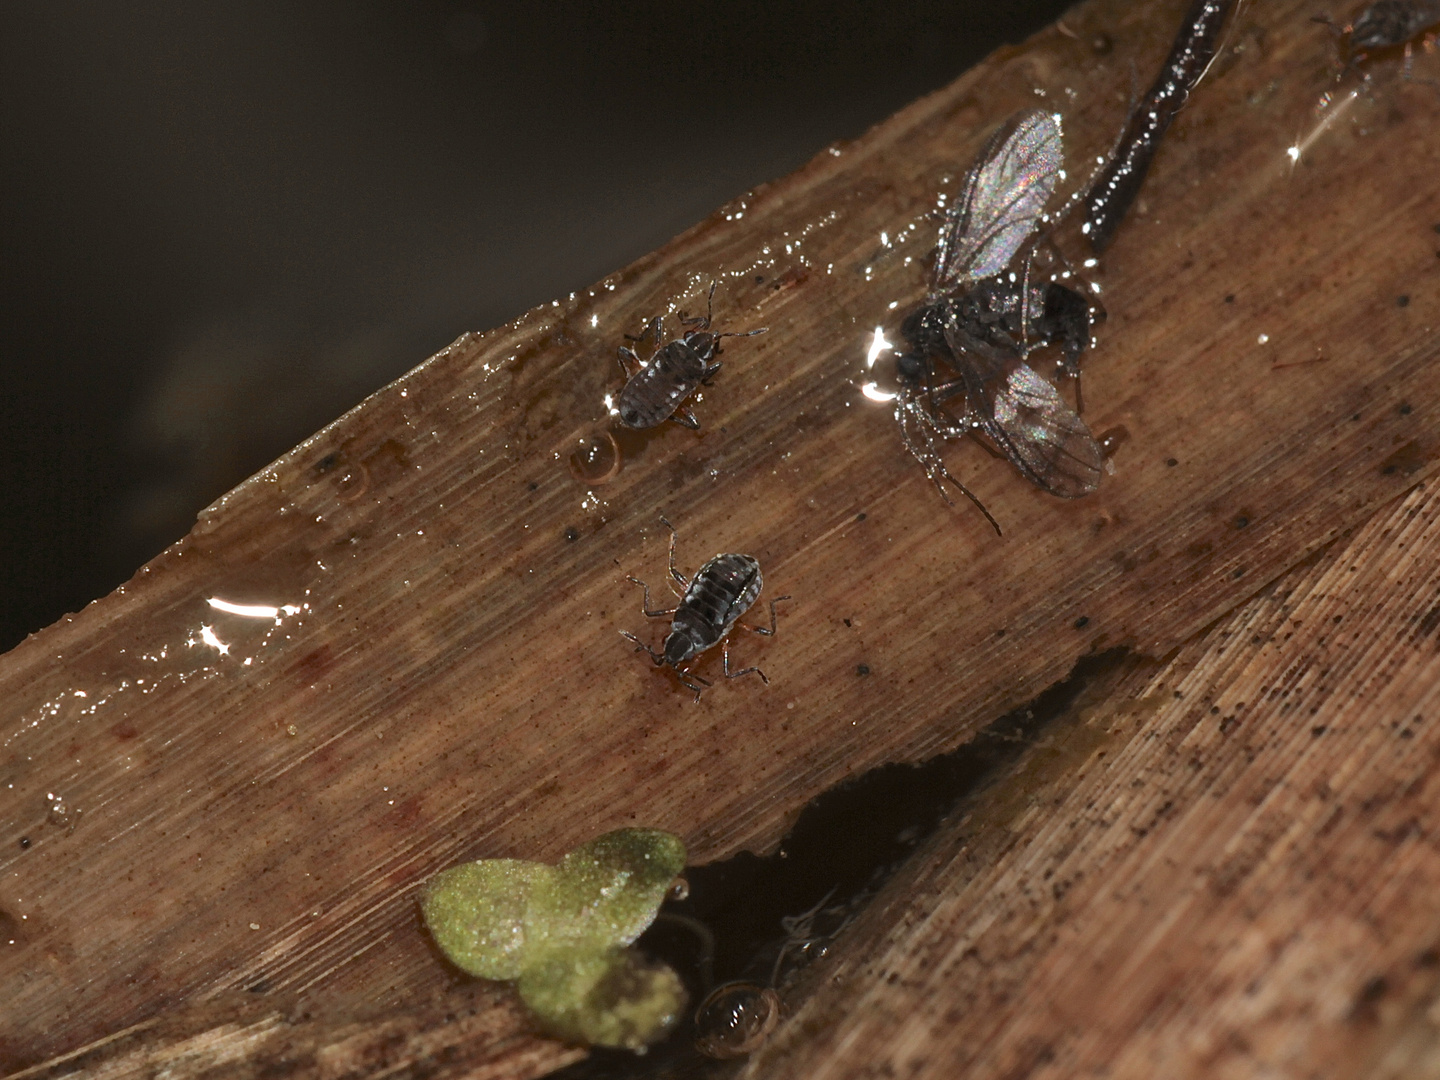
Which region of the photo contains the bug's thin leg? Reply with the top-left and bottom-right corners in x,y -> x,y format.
945,476 -> 1003,536
738,596 -> 790,637
616,344 -> 643,378
670,406 -> 701,430
905,398 -> 1003,535
627,576 -> 677,619
701,279 -> 716,330
619,628 -> 665,666
677,668 -> 711,702
658,516 -> 689,593
897,395 -> 957,508
625,314 -> 664,348
715,327 -> 768,340
722,639 -> 769,685
699,361 -> 723,385
681,281 -> 718,329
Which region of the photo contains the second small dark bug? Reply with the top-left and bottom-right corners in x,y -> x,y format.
620,517 -> 788,700
613,283 -> 766,430
1316,0 -> 1440,68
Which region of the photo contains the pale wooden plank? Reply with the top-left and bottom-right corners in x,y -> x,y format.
750,480 -> 1440,1078
4,0 -> 1440,1068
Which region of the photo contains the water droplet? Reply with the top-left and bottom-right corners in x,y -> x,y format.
568,430 -> 622,486
1097,425 -> 1130,458
694,982 -> 781,1059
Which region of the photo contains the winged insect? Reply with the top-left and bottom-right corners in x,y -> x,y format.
893,109 -> 1104,532
613,282 -> 766,430
620,517 -> 788,700
1083,0 -> 1237,252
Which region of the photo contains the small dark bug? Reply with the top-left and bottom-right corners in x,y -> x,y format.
1315,0 -> 1440,68
613,283 -> 766,430
693,982 -> 781,1060
620,517 -> 788,700
1083,0 -> 1237,252
894,109 -> 1104,532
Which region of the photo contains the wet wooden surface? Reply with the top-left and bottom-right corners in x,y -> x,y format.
752,480 -> 1440,1080
5,985 -> 581,1080
4,0 -> 1440,1071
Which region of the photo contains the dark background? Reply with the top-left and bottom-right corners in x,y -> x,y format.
0,1 -> 1072,653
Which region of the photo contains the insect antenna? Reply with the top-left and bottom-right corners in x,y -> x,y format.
619,629 -> 666,665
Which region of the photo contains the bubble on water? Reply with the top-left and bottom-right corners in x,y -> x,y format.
568,430 -> 622,486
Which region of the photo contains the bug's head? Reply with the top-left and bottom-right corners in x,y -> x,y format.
662,626 -> 703,668
682,329 -> 720,361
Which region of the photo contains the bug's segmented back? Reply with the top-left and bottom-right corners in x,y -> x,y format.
679,553 -> 763,646
613,283 -> 766,431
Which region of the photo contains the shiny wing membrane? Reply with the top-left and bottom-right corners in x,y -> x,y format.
933,109 -> 1064,291
983,360 -> 1103,498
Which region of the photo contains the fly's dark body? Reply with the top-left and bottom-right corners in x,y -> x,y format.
614,283 -> 765,430
897,304 -> 1104,518
956,277 -> 1095,371
892,109 -> 1104,533
621,518 -> 787,699
1083,0 -> 1236,252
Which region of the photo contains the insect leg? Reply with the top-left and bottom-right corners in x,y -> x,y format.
625,314 -> 665,347
682,281 -> 719,330
627,576 -> 677,619
738,595 -> 791,637
722,639 -> 769,685
908,399 -> 1003,535
670,406 -> 701,430
699,361 -> 723,384
658,516 -> 690,593
896,394 -> 957,507
677,667 -> 712,702
616,344 -> 644,378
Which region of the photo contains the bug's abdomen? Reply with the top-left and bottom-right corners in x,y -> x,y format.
674,553 -> 762,648
1353,0 -> 1440,49
617,342 -> 707,428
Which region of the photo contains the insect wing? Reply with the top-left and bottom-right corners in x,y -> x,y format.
934,109 -> 1063,290
967,346 -> 1103,499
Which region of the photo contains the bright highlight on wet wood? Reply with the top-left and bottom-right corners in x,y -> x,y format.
4,0 -> 1440,1075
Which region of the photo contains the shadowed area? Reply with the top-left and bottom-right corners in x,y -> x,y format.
0,0 -> 1071,652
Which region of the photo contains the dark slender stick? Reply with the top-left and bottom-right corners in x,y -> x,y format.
1083,0 -> 1236,252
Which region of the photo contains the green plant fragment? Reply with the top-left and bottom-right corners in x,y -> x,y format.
525,828 -> 687,957
421,857 -> 551,980
518,946 -> 687,1051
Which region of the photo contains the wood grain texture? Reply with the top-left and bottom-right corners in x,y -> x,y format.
3,0 -> 1440,1068
748,480 -> 1440,1079
6,986 -> 581,1080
